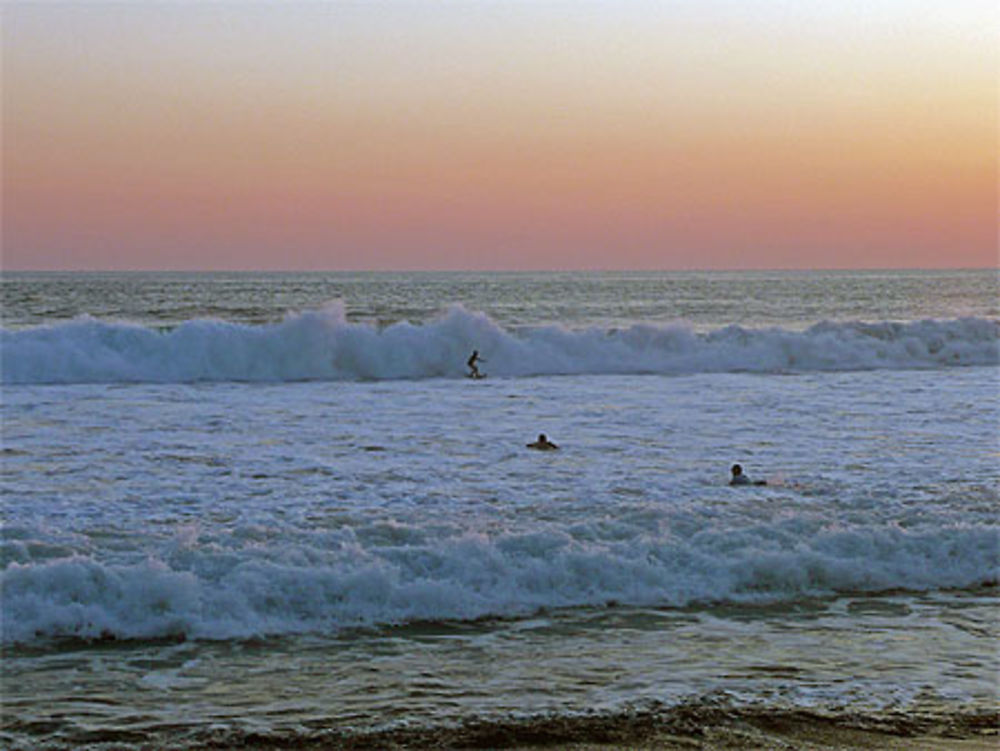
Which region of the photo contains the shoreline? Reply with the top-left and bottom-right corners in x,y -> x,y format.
159,704 -> 1000,751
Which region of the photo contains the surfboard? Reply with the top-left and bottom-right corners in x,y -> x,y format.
467,372 -> 487,380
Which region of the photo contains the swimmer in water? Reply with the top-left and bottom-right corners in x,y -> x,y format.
730,464 -> 766,486
526,434 -> 559,451
467,350 -> 485,378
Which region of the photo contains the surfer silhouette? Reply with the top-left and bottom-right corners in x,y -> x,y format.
467,350 -> 485,379
527,434 -> 559,451
730,464 -> 766,486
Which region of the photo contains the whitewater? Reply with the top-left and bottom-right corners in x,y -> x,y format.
4,304 -> 998,384
1,270 -> 998,749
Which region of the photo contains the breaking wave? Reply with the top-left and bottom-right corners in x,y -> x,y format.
3,517 -> 996,645
2,303 -> 997,385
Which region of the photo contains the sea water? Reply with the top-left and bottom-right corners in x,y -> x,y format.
1,270 -> 998,748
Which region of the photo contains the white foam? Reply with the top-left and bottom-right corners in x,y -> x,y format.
3,520 -> 996,644
2,305 -> 997,384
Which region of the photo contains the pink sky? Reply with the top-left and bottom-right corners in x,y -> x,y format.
3,2 -> 997,271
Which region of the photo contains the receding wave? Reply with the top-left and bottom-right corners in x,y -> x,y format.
2,519 -> 996,645
2,303 -> 997,385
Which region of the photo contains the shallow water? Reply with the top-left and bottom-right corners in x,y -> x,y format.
3,591 -> 997,746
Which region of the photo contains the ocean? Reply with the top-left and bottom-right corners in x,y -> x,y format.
1,269 -> 998,749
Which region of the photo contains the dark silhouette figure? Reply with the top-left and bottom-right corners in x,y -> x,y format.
527,434 -> 559,451
730,463 -> 766,486
467,350 -> 485,379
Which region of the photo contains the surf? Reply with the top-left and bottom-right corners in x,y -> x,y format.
2,303 -> 997,385
3,519 -> 996,646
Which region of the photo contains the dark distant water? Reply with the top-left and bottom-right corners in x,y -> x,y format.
3,268 -> 996,329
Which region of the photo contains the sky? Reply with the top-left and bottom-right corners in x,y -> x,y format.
3,1 -> 997,271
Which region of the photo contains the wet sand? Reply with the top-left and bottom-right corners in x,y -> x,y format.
186,704 -> 998,750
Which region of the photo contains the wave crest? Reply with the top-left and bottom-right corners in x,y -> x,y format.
3,521 -> 996,645
2,304 -> 997,384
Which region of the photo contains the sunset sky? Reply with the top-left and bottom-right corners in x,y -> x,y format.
3,1 -> 997,271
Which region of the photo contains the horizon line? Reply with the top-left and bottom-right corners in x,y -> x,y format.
1,266 -> 995,275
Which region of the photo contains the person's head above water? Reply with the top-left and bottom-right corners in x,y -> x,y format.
527,433 -> 558,450
730,463 -> 765,486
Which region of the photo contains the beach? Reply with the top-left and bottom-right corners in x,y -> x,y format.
94,704 -> 998,750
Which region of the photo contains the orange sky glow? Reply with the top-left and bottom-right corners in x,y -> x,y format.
3,2 -> 997,271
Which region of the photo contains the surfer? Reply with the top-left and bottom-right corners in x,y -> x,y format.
467,350 -> 485,379
527,434 -> 559,451
730,464 -> 766,486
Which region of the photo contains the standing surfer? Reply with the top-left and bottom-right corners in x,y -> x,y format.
467,350 -> 485,379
